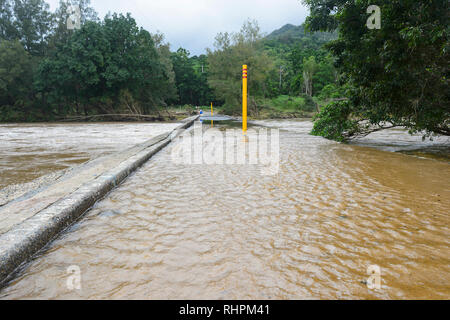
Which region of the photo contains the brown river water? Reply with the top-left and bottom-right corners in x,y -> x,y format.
0,122 -> 180,189
0,119 -> 449,299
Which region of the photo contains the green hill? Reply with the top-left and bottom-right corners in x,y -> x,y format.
265,23 -> 337,46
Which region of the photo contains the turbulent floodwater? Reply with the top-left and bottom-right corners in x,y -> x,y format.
0,120 -> 449,299
0,122 -> 180,189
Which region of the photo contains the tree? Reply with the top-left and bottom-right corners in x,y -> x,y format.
48,0 -> 98,50
0,40 -> 34,120
302,56 -> 317,96
313,54 -> 336,95
152,32 -> 178,105
35,20 -> 108,116
12,0 -> 53,56
305,0 -> 450,140
169,48 -> 213,106
190,54 -> 214,106
0,0 -> 16,41
171,48 -> 197,105
36,13 -> 171,117
1,1 -> 53,120
207,20 -> 275,114
279,33 -> 335,96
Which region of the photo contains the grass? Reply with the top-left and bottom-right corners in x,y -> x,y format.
252,95 -> 319,119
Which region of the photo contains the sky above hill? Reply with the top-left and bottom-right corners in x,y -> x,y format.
46,0 -> 309,55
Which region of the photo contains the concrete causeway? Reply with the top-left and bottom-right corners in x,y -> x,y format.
0,115 -> 198,286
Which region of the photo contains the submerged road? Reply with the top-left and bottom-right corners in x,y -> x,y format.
0,119 -> 449,299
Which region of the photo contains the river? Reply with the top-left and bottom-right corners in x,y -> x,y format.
0,120 -> 448,299
0,122 -> 180,190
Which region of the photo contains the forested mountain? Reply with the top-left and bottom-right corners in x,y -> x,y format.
266,23 -> 336,45
261,22 -> 341,100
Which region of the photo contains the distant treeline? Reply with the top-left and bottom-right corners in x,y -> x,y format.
1,0 -> 179,121
0,0 -> 341,122
2,1 -> 447,140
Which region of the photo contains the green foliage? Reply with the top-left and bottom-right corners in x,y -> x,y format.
36,13 -> 176,116
265,23 -> 337,46
48,0 -> 98,51
151,32 -> 178,105
302,55 -> 318,96
302,94 -> 318,111
207,20 -> 275,114
170,49 -> 213,106
263,23 -> 338,97
271,95 -> 305,110
311,101 -> 358,142
313,54 -> 336,94
0,40 -> 34,120
8,0 -> 53,56
304,0 -> 450,137
1,1 -> 180,121
0,0 -> 345,122
262,95 -> 317,112
0,0 -> 15,40
318,83 -> 345,100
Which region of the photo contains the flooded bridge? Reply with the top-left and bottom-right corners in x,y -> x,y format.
0,117 -> 449,299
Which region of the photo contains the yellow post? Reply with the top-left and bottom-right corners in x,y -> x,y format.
242,65 -> 248,132
211,102 -> 214,127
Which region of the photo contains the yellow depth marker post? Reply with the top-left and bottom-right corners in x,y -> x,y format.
242,65 -> 248,133
211,102 -> 214,127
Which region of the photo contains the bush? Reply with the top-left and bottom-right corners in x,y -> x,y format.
311,101 -> 358,142
300,94 -> 317,112
221,103 -> 241,115
318,84 -> 347,100
264,95 -> 313,112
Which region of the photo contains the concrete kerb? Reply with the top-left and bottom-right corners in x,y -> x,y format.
0,115 -> 198,287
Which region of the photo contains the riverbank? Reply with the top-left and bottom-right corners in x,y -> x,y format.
252,109 -> 316,120
0,108 -> 198,123
200,105 -> 317,120
0,102 -> 318,124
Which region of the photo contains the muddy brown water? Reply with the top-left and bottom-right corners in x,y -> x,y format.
0,122 -> 180,189
0,120 -> 449,299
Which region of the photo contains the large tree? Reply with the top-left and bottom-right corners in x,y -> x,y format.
36,13 -> 172,116
48,0 -> 98,50
207,20 -> 275,114
302,55 -> 317,97
152,32 -> 178,105
0,0 -> 15,40
0,40 -> 33,117
11,0 -> 53,55
169,48 -> 212,106
305,0 -> 449,140
171,48 -> 197,105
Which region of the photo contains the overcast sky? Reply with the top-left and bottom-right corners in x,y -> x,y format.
46,0 -> 309,55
